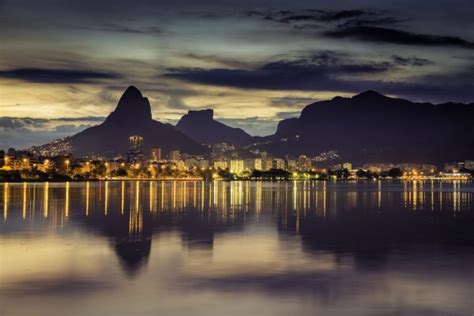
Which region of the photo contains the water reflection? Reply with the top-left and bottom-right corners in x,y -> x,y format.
1,180 -> 474,315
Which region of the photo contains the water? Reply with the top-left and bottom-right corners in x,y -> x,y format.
1,180 -> 474,316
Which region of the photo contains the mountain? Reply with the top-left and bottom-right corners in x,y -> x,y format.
32,86 -> 206,157
176,109 -> 253,146
257,90 -> 474,165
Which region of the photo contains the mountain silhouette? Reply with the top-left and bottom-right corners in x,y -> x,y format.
176,109 -> 252,146
35,86 -> 206,157
258,90 -> 474,165
31,88 -> 473,165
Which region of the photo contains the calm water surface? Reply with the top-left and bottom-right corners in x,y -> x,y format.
1,180 -> 474,316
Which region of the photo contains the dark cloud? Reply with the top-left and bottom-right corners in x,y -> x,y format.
247,9 -> 402,30
326,26 -> 474,49
179,52 -> 252,68
247,8 -> 473,50
0,117 -> 25,129
164,52 -> 474,103
164,53 -> 393,91
78,23 -> 162,35
391,55 -> 433,66
0,68 -> 121,84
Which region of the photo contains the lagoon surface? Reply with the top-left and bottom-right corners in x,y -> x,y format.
1,180 -> 474,316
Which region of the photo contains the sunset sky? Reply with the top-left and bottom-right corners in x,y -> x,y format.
1,0 -> 473,148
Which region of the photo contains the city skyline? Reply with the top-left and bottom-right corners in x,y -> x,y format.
1,0 -> 474,148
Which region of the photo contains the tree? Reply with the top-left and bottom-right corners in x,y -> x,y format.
388,168 -> 403,178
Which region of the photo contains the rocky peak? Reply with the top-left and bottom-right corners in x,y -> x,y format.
104,86 -> 152,126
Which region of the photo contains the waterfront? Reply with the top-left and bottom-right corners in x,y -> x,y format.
1,180 -> 474,315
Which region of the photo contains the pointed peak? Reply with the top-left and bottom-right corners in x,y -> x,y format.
105,85 -> 152,125
121,85 -> 143,98
353,90 -> 386,99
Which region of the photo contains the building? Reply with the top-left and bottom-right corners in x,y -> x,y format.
185,158 -> 199,169
465,160 -> 474,170
230,160 -> 245,173
127,135 -> 144,162
342,162 -> 353,170
199,159 -> 210,169
169,150 -> 181,162
274,158 -> 285,170
286,159 -> 297,171
245,158 -> 262,171
263,159 -> 273,171
37,159 -> 53,173
150,147 -> 161,161
362,163 -> 395,173
298,155 -> 312,171
129,135 -> 143,153
213,160 -> 228,170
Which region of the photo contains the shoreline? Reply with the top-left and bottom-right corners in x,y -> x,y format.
0,178 -> 471,184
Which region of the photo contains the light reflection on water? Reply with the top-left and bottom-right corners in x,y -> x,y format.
1,180 -> 474,316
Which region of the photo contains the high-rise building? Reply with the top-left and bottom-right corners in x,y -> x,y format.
169,150 -> 181,162
298,155 -> 312,171
129,135 -> 143,154
127,135 -> 144,163
230,160 -> 245,173
274,158 -> 285,170
287,159 -> 297,171
150,147 -> 161,161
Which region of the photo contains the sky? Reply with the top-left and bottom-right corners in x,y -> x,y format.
1,0 -> 473,149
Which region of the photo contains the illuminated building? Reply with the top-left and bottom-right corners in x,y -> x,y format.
286,159 -> 297,171
465,160 -> 474,170
263,159 -> 273,171
214,160 -> 228,169
199,159 -> 209,169
150,147 -> 161,161
127,135 -> 144,163
298,155 -> 312,171
129,135 -> 143,153
185,158 -> 199,169
274,159 -> 285,170
245,158 -> 262,171
230,160 -> 245,173
169,150 -> 180,162
362,163 -> 395,173
343,162 -> 353,170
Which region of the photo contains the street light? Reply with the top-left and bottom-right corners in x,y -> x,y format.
65,159 -> 70,173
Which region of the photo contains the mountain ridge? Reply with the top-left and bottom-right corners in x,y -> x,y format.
176,109 -> 253,146
260,90 -> 474,164
31,86 -> 207,158
29,88 -> 474,165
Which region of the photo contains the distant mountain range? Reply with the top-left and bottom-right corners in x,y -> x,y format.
30,86 -> 474,165
31,86 -> 206,157
176,109 -> 252,146
257,90 -> 474,164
